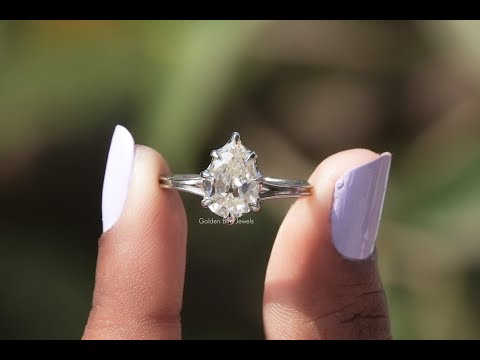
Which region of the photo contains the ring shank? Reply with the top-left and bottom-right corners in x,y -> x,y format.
260,177 -> 312,200
159,175 -> 312,200
159,175 -> 204,196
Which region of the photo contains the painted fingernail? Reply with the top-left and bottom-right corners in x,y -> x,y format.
101,125 -> 135,232
331,153 -> 391,260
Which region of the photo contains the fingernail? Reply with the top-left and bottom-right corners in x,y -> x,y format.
101,125 -> 135,232
331,153 -> 391,260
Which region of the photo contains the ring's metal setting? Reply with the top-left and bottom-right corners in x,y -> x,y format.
159,132 -> 312,224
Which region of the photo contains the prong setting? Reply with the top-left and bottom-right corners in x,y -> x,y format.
230,132 -> 241,144
249,203 -> 261,212
201,198 -> 212,208
245,151 -> 257,161
224,213 -> 237,225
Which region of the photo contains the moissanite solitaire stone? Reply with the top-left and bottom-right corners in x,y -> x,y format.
201,132 -> 262,224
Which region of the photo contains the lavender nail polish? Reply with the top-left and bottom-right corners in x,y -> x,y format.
331,153 -> 391,260
101,125 -> 135,232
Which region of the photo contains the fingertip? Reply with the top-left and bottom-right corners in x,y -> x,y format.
270,148 -> 386,276
133,144 -> 172,176
264,148 -> 391,339
309,148 -> 382,194
86,134 -> 187,339
114,143 -> 187,263
126,144 -> 187,241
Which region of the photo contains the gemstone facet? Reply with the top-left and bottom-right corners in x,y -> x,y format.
202,132 -> 262,222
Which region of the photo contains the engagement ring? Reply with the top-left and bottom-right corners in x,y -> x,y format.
159,132 -> 312,224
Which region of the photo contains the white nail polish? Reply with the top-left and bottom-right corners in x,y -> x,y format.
101,125 -> 135,232
331,153 -> 391,260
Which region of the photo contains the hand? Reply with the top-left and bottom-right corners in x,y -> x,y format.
82,126 -> 392,340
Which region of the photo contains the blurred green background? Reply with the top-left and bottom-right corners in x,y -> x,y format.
1,20 -> 480,339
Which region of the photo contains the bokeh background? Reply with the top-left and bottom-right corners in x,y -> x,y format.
1,20 -> 480,339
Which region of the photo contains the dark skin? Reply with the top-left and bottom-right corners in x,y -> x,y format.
82,146 -> 390,340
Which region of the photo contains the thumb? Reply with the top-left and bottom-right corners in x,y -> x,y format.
83,125 -> 187,340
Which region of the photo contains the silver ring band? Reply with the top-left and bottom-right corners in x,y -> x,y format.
159,175 -> 312,200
